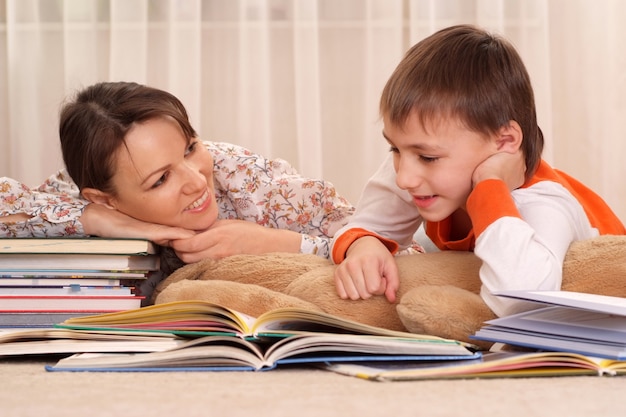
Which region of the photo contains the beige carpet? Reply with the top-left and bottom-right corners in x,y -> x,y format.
3,357 -> 626,417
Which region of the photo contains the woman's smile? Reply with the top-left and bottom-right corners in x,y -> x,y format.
185,189 -> 211,212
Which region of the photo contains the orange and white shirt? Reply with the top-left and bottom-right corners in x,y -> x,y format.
331,154 -> 625,317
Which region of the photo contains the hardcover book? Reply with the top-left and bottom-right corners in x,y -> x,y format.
0,294 -> 144,312
0,254 -> 159,272
0,237 -> 158,255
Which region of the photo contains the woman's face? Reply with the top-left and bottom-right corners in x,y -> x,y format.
105,116 -> 218,231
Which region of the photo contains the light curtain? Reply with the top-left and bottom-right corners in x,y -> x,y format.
1,0 -> 625,220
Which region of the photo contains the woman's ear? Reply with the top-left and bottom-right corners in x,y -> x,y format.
495,120 -> 523,153
81,188 -> 117,209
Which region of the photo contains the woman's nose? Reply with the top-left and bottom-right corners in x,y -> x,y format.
181,163 -> 206,194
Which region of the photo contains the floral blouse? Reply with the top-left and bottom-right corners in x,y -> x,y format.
0,141 -> 355,259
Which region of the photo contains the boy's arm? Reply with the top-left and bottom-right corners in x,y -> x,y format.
469,180 -> 595,317
331,153 -> 423,263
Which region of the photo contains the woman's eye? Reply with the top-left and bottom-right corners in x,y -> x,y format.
151,172 -> 169,189
185,140 -> 199,156
388,146 -> 399,154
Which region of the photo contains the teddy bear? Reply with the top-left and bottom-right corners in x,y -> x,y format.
152,235 -> 626,349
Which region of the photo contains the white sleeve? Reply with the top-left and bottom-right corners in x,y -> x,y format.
331,153 -> 423,253
477,181 -> 599,317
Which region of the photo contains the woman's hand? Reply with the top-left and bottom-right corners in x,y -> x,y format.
0,213 -> 31,223
80,203 -> 196,246
169,219 -> 302,263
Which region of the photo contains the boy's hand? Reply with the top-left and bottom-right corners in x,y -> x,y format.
472,149 -> 526,191
334,236 -> 399,303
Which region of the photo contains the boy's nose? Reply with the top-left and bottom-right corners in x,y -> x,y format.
395,159 -> 421,191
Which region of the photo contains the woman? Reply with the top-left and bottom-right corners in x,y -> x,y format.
0,82 -> 358,299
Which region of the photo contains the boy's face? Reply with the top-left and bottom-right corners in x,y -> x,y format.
106,116 -> 219,231
384,111 -> 498,222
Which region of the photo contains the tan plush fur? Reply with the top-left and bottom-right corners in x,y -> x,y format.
153,235 -> 626,349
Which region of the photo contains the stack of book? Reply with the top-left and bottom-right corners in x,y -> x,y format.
0,237 -> 159,328
471,290 -> 626,360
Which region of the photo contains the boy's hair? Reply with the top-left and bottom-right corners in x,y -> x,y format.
380,24 -> 543,178
59,81 -> 197,193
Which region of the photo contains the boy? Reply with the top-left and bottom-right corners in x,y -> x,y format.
331,25 -> 625,317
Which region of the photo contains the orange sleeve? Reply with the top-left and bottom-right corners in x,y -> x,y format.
331,228 -> 400,264
466,179 -> 521,237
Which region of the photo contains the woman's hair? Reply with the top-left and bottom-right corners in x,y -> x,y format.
59,81 -> 197,193
380,24 -> 543,179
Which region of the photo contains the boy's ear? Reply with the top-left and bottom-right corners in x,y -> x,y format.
495,120 -> 523,153
81,188 -> 118,209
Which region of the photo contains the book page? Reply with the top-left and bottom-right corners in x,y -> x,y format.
48,336 -> 267,370
495,290 -> 626,316
263,333 -> 477,366
60,301 -> 257,336
0,328 -> 183,356
251,307 -> 455,341
323,351 -> 607,381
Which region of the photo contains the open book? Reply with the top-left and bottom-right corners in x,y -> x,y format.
472,290 -> 626,359
46,332 -> 479,372
0,327 -> 184,356
57,300 -> 476,341
43,300 -> 479,372
324,350 -> 626,381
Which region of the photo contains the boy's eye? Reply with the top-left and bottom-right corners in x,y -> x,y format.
388,146 -> 399,153
419,155 -> 439,163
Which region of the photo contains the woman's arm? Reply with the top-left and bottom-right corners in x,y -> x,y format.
1,171 -> 194,244
170,219 -> 302,262
1,173 -> 87,237
80,203 -> 195,246
206,141 -> 355,259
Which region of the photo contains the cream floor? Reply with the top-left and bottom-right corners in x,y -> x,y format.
2,358 -> 626,417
